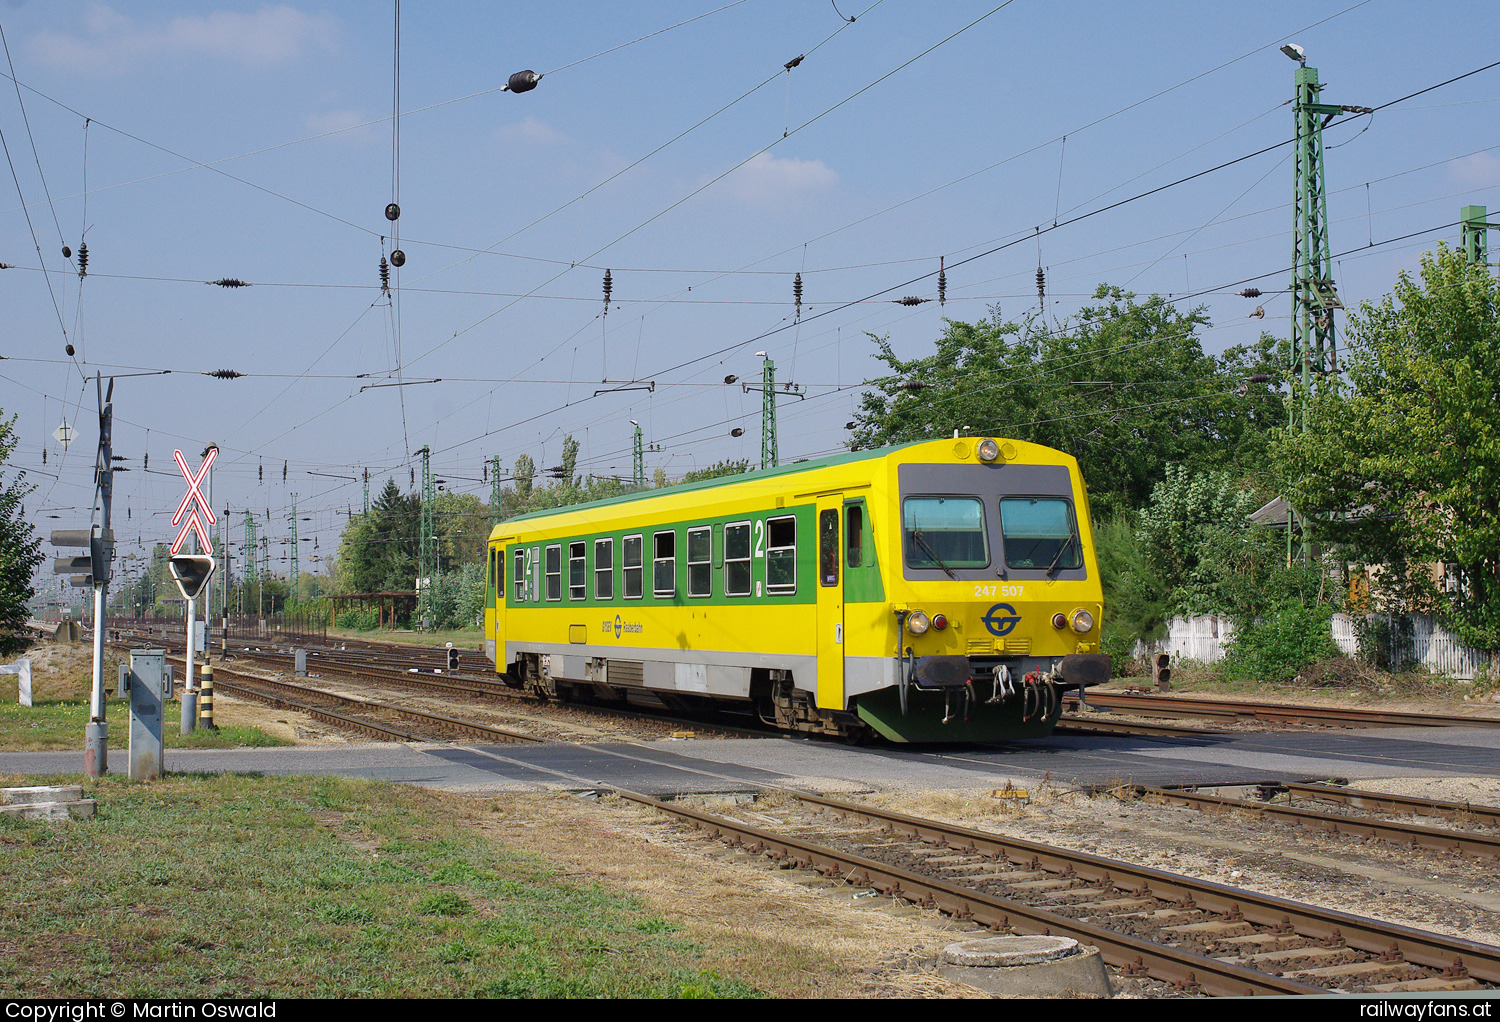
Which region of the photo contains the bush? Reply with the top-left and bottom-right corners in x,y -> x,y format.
1219,601 -> 1340,683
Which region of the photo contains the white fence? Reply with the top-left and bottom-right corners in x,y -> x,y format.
1140,612 -> 1495,680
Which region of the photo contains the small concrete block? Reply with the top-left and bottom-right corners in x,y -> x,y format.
938,935 -> 1113,998
0,800 -> 96,821
1,785 -> 83,805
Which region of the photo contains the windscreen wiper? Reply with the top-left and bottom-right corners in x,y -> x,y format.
1046,533 -> 1076,576
911,530 -> 957,579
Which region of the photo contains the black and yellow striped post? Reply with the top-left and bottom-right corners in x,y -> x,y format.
198,663 -> 217,730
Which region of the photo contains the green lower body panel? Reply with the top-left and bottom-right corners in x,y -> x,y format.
855,686 -> 1062,743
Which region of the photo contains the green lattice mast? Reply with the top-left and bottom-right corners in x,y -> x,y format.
417,446 -> 435,628
1286,51 -> 1368,559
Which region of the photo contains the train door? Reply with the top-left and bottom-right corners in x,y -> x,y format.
815,494 -> 845,710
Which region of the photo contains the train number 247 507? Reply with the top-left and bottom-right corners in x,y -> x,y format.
973,585 -> 1024,599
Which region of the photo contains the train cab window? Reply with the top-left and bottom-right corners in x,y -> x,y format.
687,527 -> 711,598
653,531 -> 677,597
513,549 -> 526,603
568,542 -> 586,600
545,544 -> 562,601
766,516 -> 797,594
724,522 -> 752,597
594,538 -> 614,600
819,510 -> 839,587
845,505 -> 864,568
490,549 -> 503,601
903,496 -> 989,569
623,535 -> 643,599
999,497 -> 1082,571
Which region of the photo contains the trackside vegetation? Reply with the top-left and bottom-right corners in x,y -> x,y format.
0,774 -> 761,999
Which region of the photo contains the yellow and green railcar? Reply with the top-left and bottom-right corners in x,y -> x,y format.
482,436 -> 1109,743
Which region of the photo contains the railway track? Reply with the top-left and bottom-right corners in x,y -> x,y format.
1109,781 -> 1500,861
169,657 -> 545,745
1064,691 -> 1500,730
616,789 -> 1498,996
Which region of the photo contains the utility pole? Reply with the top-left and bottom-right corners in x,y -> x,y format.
1284,45 -> 1369,562
739,353 -> 804,470
490,455 -> 503,524
362,467 -> 371,517
1462,205 -> 1495,269
288,492 -> 299,601
628,421 -> 657,488
633,422 -> 645,489
417,446 -> 435,629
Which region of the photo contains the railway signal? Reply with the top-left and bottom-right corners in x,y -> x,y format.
170,553 -> 216,735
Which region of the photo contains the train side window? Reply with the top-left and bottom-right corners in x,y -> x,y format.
687,527 -> 711,598
766,515 -> 797,594
819,509 -> 839,587
545,544 -> 562,601
594,538 -> 614,600
623,534 -> 643,599
513,549 -> 525,603
845,504 -> 864,568
653,531 -> 677,598
724,522 -> 752,597
568,541 -> 586,600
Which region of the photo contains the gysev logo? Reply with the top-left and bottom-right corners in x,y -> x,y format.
982,603 -> 1022,637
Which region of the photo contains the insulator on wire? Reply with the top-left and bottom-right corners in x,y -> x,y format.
1036,266 -> 1046,304
901,379 -> 926,392
208,370 -> 244,379
61,245 -> 71,259
283,461 -> 287,482
390,249 -> 405,268
41,448 -> 46,465
379,256 -> 390,293
938,257 -> 946,306
143,452 -> 148,471
77,243 -> 88,278
602,269 -> 613,311
793,272 -> 803,319
385,203 -> 401,222
0,262 -> 12,269
1238,288 -> 1262,298
896,296 -> 928,306
259,463 -> 263,482
209,279 -> 251,288
66,344 -> 75,357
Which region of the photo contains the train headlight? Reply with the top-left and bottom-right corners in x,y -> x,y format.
976,438 -> 1000,463
1071,609 -> 1095,634
907,611 -> 931,635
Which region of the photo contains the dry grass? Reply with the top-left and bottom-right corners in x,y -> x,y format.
446,791 -> 986,998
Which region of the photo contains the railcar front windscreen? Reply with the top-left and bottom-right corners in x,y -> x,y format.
998,497 -> 1082,570
902,496 -> 989,568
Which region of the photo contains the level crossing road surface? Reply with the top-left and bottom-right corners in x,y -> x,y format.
5,724 -> 1500,795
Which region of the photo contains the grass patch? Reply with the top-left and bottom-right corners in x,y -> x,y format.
326,626 -> 482,648
0,774 -> 763,999
0,700 -> 290,751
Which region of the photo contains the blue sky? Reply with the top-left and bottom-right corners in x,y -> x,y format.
3,1 -> 1498,591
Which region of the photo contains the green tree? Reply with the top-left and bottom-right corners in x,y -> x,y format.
850,288 -> 1285,517
1273,244 -> 1500,651
0,412 -> 43,655
681,459 -> 752,484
